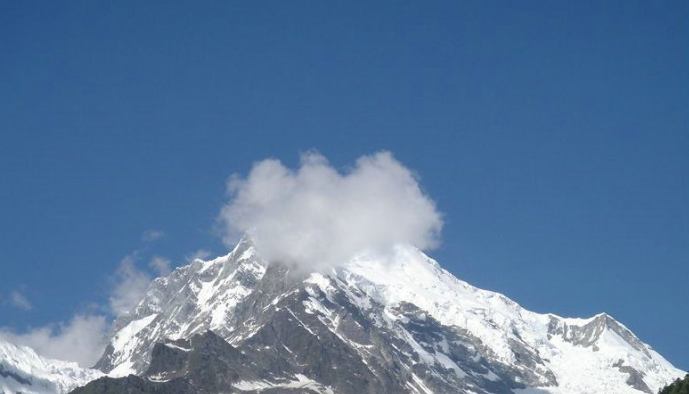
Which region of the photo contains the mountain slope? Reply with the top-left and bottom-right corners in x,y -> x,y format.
91,238 -> 684,394
0,340 -> 102,394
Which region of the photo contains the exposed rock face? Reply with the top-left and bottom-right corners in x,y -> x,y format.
84,238 -> 684,394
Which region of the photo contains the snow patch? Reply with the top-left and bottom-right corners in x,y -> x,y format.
233,374 -> 335,394
164,343 -> 192,352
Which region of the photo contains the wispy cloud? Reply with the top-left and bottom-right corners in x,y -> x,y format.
149,255 -> 172,277
9,290 -> 32,311
108,253 -> 152,316
141,229 -> 165,242
186,249 -> 211,262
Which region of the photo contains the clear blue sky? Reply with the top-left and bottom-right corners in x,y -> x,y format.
1,1 -> 687,369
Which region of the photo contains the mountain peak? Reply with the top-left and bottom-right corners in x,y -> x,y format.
90,240 -> 683,394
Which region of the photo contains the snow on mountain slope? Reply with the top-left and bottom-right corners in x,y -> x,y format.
233,374 -> 336,394
94,238 -> 684,394
0,340 -> 102,394
333,246 -> 684,393
95,238 -> 268,377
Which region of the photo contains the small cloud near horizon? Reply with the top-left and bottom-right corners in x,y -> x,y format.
0,250 -> 174,367
0,314 -> 108,367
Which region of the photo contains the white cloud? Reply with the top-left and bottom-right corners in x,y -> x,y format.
0,249 -> 173,366
141,229 -> 165,242
108,254 -> 151,316
9,290 -> 32,311
186,249 -> 211,262
0,314 -> 108,367
218,151 -> 443,270
149,255 -> 172,277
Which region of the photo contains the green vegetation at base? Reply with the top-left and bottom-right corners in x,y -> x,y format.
659,375 -> 689,394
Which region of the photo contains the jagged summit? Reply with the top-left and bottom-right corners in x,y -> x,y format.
95,237 -> 269,376
87,238 -> 683,394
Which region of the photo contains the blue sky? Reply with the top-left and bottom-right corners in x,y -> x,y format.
0,1 -> 687,369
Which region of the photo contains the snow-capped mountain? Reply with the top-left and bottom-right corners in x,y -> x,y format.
84,237 -> 683,394
0,339 -> 102,394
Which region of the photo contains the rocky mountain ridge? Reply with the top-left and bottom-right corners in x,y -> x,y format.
85,238 -> 683,394
0,237 -> 683,394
